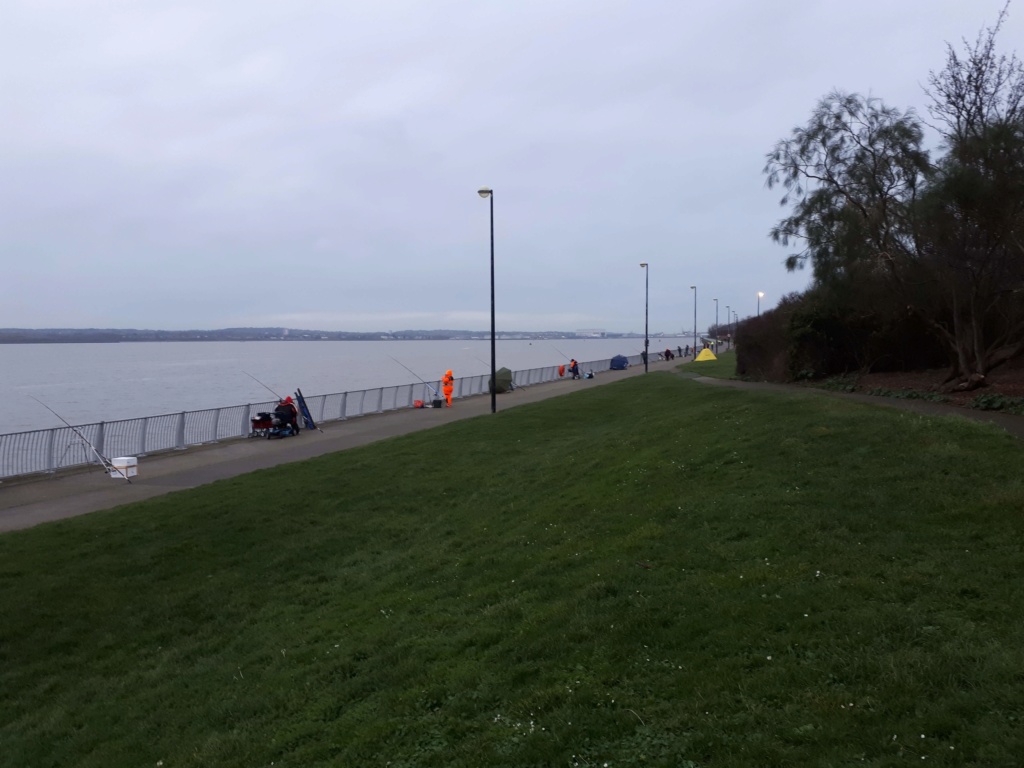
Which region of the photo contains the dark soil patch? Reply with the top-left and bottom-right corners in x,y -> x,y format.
838,356 -> 1024,409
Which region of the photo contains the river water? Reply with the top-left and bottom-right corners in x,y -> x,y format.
0,337 -> 690,434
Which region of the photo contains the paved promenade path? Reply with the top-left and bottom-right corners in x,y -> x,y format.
3,360 -> 1020,533
0,358 -> 673,532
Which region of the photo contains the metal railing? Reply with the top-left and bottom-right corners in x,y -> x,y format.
0,355 -> 643,480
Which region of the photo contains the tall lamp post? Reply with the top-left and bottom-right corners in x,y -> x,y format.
757,291 -> 765,317
713,298 -> 718,351
725,304 -> 730,348
478,187 -> 496,414
690,285 -> 697,356
640,262 -> 649,373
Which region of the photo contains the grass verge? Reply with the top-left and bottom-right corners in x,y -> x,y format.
2,374 -> 1023,767
676,350 -> 736,380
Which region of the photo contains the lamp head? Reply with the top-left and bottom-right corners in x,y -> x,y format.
690,285 -> 696,290
639,262 -> 648,268
477,187 -> 492,199
758,291 -> 765,298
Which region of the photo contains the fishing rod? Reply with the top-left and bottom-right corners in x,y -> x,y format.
388,356 -> 441,398
550,344 -> 573,361
294,388 -> 324,433
462,349 -> 526,391
29,396 -> 132,483
243,371 -> 283,401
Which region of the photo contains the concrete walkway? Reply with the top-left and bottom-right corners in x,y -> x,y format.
0,358 -> 673,533
4,360 -> 1020,533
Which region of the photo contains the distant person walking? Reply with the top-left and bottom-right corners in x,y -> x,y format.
442,369 -> 454,407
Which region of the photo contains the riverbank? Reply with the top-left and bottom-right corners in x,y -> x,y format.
0,354 -> 668,532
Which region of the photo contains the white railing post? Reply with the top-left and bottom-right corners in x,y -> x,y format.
45,428 -> 55,472
95,423 -> 105,462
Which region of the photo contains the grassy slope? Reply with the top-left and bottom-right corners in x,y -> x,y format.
1,373 -> 1023,767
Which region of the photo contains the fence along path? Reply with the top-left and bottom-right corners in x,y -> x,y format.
0,355 -> 643,480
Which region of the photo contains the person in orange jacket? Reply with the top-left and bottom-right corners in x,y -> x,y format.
442,369 -> 454,407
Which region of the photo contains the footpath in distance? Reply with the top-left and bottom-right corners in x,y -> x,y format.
6,355 -> 1021,534
0,358 -> 672,533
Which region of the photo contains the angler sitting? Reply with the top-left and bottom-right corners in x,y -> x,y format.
274,396 -> 299,433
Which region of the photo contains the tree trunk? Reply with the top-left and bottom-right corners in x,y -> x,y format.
939,309 -> 988,392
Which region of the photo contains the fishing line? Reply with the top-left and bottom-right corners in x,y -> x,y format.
29,396 -> 132,482
550,344 -> 573,361
387,356 -> 441,398
242,371 -> 283,401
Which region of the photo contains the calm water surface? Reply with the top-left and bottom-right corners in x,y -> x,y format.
0,338 -> 683,434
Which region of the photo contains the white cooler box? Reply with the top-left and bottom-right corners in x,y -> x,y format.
110,457 -> 138,479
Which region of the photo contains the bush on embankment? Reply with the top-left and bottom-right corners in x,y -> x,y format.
736,284 -> 946,382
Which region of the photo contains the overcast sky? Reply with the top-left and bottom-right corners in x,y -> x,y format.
2,0 -> 1020,334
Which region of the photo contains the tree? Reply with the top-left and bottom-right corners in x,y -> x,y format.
764,7 -> 1024,389
920,3 -> 1024,386
764,90 -> 929,289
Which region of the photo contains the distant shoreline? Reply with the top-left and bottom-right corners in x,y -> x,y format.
0,328 -> 655,344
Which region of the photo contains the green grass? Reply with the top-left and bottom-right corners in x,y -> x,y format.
2,373 -> 1023,767
678,350 -> 737,380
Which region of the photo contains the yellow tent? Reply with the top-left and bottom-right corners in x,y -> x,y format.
694,348 -> 718,361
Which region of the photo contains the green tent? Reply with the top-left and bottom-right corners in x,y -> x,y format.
489,367 -> 514,394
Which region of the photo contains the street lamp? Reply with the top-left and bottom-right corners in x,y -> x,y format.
640,263 -> 649,373
690,285 -> 697,356
478,187 -> 496,414
757,291 -> 765,316
713,298 -> 718,351
725,304 -> 730,348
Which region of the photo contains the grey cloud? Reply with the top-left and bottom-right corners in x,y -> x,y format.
2,0 -> 1019,332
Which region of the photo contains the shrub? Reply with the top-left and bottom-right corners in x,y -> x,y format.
865,387 -> 948,402
970,393 -> 1024,414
